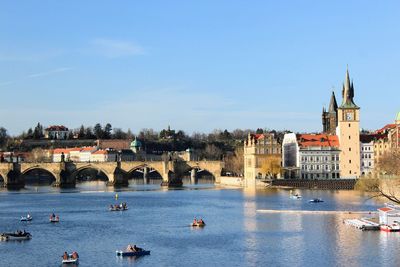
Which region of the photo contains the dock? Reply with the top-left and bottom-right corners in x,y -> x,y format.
257,209 -> 377,215
343,218 -> 380,231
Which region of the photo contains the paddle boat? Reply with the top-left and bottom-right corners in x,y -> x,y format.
290,194 -> 302,199
109,203 -> 128,211
116,245 -> 150,257
62,251 -> 79,264
380,222 -> 400,232
20,214 -> 33,222
191,218 -> 206,227
309,198 -> 324,203
50,214 -> 60,223
0,230 -> 32,241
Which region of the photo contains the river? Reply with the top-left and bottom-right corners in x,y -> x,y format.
0,182 -> 398,267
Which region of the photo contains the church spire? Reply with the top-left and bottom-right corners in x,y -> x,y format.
328,91 -> 338,113
340,67 -> 358,108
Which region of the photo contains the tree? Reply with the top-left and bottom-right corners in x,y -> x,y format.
356,149 -> 400,204
85,127 -> 95,139
93,123 -> 103,139
260,156 -> 282,178
33,123 -> 44,139
256,128 -> 264,134
0,127 -> 8,149
104,123 -> 112,139
113,128 -> 127,139
202,144 -> 223,160
26,148 -> 49,162
78,125 -> 85,139
224,146 -> 244,176
126,129 -> 134,140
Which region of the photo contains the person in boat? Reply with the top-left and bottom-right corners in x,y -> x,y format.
127,244 -> 134,252
198,218 -> 204,224
133,245 -> 142,252
51,213 -> 55,218
72,251 -> 79,259
27,214 -> 31,219
193,217 -> 197,224
110,204 -> 113,209
63,252 -> 68,260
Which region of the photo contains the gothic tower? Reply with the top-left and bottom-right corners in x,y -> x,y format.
337,67 -> 360,178
322,91 -> 338,134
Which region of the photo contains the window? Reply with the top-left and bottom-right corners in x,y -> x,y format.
369,162 -> 371,167
349,136 -> 351,140
349,123 -> 351,127
349,148 -> 352,152
349,170 -> 352,174
349,160 -> 352,164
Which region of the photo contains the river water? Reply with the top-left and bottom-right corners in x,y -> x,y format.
0,182 -> 398,267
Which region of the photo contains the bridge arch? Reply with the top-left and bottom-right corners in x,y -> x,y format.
127,165 -> 163,184
21,168 -> 57,185
72,165 -> 111,182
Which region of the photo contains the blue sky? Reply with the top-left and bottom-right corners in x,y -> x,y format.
1,1 -> 399,135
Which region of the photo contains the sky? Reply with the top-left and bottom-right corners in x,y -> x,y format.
0,1 -> 399,135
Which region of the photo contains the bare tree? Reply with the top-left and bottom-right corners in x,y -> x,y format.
356,149 -> 400,204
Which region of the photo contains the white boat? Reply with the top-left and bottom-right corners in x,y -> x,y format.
62,258 -> 79,264
20,215 -> 33,222
290,194 -> 302,199
380,223 -> 400,232
62,253 -> 79,264
0,231 -> 32,241
309,198 -> 324,203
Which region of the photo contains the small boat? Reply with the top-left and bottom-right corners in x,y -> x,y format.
50,215 -> 60,223
109,203 -> 128,211
62,253 -> 79,264
191,220 -> 206,227
20,215 -> 33,222
116,250 -> 150,257
309,198 -> 324,203
380,223 -> 400,232
0,231 -> 32,241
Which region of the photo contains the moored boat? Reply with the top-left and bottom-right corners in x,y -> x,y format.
0,231 -> 32,241
380,223 -> 400,232
290,194 -> 302,199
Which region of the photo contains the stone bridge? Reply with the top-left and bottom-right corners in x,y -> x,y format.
0,160 -> 224,188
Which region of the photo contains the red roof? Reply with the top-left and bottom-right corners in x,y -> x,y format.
375,124 -> 396,134
80,147 -> 96,152
53,148 -> 71,154
92,150 -> 107,155
378,207 -> 394,212
297,134 -> 339,148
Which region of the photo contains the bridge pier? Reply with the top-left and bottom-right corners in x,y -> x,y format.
191,169 -> 198,184
143,167 -> 149,184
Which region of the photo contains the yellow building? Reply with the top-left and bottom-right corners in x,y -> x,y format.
337,68 -> 361,178
244,132 -> 282,185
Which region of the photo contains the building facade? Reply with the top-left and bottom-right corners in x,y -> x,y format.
44,125 -> 69,140
282,133 -> 300,179
360,135 -> 374,176
298,134 -> 340,179
244,132 -> 282,182
337,68 -> 361,178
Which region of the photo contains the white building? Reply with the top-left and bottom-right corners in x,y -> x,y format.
79,147 -> 97,162
45,125 -> 69,140
90,149 -> 117,162
360,135 -> 374,176
52,148 -> 71,162
378,205 -> 400,225
282,133 -> 300,179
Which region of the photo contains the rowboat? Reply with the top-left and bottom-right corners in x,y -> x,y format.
116,250 -> 150,257
62,252 -> 79,264
0,231 -> 32,241
191,221 -> 206,227
50,216 -> 60,223
62,258 -> 79,264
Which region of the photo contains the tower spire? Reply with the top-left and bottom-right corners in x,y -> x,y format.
328,91 -> 338,113
340,67 -> 358,108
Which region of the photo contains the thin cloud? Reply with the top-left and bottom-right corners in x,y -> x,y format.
91,38 -> 144,58
28,67 -> 72,78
